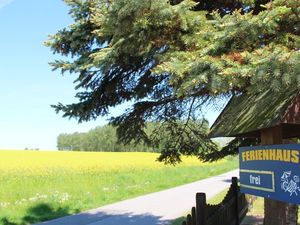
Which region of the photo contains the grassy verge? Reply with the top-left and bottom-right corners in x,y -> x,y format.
171,188 -> 229,225
0,151 -> 238,225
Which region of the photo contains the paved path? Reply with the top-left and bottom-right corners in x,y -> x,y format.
37,169 -> 239,225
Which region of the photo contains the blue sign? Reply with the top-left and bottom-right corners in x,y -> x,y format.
239,144 -> 300,205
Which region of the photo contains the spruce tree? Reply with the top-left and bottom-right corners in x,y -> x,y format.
46,0 -> 300,163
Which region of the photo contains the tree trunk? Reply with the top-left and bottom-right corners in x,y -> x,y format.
264,199 -> 287,225
264,201 -> 298,225
286,203 -> 298,225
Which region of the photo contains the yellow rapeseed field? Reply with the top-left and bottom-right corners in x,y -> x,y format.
0,150 -> 210,175
0,150 -> 237,225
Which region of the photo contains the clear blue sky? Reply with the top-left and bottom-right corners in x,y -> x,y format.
0,0 -> 221,150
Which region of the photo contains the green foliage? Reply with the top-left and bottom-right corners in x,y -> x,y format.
57,125 -> 153,152
154,119 -> 218,164
56,120 -> 214,158
201,138 -> 260,162
47,0 -> 300,163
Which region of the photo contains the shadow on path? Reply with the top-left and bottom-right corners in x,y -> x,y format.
1,203 -> 77,225
221,178 -> 232,183
0,203 -> 171,225
37,210 -> 171,225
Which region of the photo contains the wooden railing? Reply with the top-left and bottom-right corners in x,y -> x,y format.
182,177 -> 248,225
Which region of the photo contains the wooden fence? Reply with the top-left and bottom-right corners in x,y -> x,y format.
182,177 -> 248,225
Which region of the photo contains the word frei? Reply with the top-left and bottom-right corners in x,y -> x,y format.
241,149 -> 299,164
249,174 -> 261,185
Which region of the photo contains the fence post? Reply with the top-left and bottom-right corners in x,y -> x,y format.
232,177 -> 239,225
191,207 -> 196,225
187,214 -> 193,225
196,193 -> 206,225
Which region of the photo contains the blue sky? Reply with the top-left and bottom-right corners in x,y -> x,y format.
0,0 -> 221,150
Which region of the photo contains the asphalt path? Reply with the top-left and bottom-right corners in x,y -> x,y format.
37,169 -> 239,225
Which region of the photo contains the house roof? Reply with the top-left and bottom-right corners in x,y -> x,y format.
209,88 -> 300,138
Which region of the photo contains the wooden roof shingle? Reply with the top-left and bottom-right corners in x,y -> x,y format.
209,88 -> 300,138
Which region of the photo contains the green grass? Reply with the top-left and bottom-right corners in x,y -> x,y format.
208,188 -> 229,204
247,196 -> 264,216
171,188 -> 229,225
0,151 -> 238,225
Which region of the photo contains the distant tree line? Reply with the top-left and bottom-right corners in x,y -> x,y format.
57,125 -> 155,152
57,120 -> 216,156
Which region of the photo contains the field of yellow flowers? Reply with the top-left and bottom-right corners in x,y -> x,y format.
0,150 -> 237,225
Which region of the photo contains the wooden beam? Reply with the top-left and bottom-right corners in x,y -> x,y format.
261,126 -> 288,225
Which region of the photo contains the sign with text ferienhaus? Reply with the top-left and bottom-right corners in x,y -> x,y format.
239,144 -> 300,205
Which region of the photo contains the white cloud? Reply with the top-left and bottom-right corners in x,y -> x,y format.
0,0 -> 15,9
